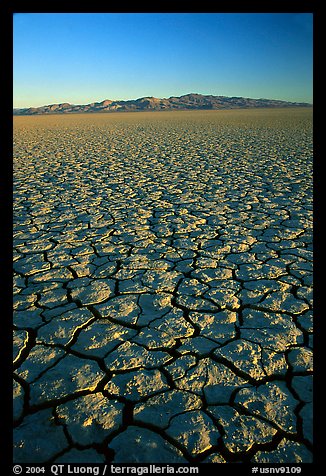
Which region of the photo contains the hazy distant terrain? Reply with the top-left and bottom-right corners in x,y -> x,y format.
13,93 -> 312,115
13,109 -> 313,463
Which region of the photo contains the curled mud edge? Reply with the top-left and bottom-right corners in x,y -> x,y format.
13,109 -> 313,464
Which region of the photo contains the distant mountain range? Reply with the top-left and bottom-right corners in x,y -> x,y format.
13,93 -> 312,115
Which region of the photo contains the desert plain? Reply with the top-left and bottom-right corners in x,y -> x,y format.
13,108 -> 313,463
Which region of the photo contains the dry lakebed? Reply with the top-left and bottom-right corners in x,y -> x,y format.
13,109 -> 313,463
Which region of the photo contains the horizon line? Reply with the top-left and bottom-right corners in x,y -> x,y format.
13,92 -> 313,110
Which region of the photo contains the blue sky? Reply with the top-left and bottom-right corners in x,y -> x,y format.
13,13 -> 313,107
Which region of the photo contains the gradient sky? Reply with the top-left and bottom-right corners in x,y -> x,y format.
13,13 -> 313,108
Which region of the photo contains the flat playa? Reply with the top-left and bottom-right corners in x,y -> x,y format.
13,108 -> 313,463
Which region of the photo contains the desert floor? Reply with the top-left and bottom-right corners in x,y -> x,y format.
13,108 -> 313,463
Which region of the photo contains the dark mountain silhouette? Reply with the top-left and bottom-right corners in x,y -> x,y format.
13,93 -> 312,115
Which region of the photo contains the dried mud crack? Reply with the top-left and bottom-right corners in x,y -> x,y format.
13,109 -> 313,464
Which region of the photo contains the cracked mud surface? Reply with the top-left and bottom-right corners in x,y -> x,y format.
13,109 -> 313,463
